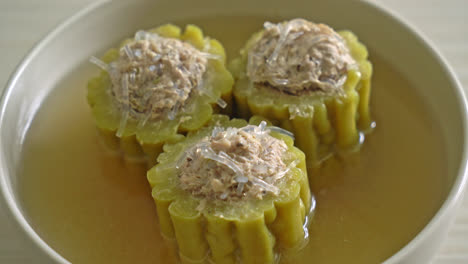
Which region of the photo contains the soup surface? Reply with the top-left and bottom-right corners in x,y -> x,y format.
19,16 -> 447,264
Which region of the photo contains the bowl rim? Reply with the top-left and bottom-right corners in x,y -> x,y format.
0,0 -> 467,263
368,2 -> 468,262
0,1 -> 111,263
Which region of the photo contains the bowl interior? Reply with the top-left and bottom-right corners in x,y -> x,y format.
0,0 -> 466,263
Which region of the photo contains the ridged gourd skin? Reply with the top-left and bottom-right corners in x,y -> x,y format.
230,28 -> 373,168
87,24 -> 233,164
147,115 -> 312,264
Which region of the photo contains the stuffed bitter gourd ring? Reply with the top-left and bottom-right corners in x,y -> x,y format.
147,115 -> 313,264
87,24 -> 233,163
230,18 -> 373,168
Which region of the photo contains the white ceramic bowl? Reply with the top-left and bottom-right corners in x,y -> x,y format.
1,0 -> 467,263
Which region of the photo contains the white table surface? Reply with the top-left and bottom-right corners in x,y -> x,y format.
0,0 -> 467,263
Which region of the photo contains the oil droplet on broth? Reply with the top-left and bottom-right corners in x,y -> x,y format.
19,16 -> 447,264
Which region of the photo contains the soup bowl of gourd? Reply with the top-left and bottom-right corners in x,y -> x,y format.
0,0 -> 467,263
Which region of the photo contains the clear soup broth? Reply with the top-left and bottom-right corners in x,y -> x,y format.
19,16 -> 447,264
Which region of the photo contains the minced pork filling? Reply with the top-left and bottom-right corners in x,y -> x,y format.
177,122 -> 296,203
109,31 -> 208,121
247,18 -> 356,96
